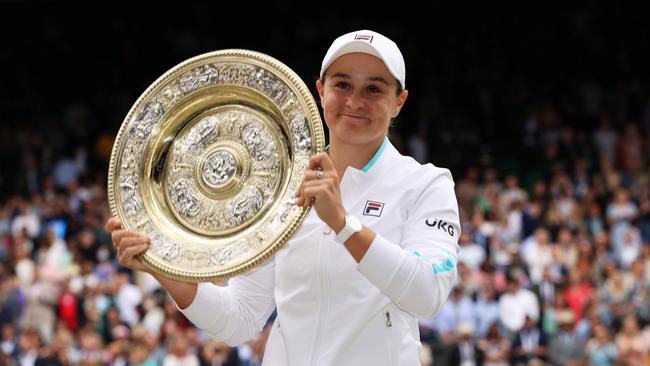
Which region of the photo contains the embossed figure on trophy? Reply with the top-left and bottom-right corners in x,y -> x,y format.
290,115 -> 312,152
225,187 -> 263,225
120,175 -> 142,216
241,123 -> 276,160
171,180 -> 202,218
185,116 -> 219,149
147,232 -> 181,261
179,64 -> 219,94
131,102 -> 164,139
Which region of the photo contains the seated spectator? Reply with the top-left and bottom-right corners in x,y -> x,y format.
163,332 -> 200,366
585,322 -> 618,366
532,266 -> 561,310
541,294 -> 574,337
476,322 -> 510,366
422,286 -> 478,345
547,312 -> 586,366
449,322 -> 480,366
499,275 -> 540,335
16,327 -> 41,366
522,228 -> 555,284
599,267 -> 634,322
563,271 -> 592,321
615,314 -> 649,366
511,317 -> 547,365
199,339 -> 239,366
475,286 -> 500,337
458,230 -> 486,271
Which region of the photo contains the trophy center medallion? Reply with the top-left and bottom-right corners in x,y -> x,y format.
201,150 -> 237,189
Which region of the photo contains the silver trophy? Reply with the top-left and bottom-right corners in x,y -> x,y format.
108,50 -> 324,282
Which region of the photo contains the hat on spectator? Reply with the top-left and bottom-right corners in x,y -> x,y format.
456,322 -> 474,336
320,30 -> 406,89
557,311 -> 575,325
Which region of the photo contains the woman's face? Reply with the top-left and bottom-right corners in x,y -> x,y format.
317,53 -> 407,148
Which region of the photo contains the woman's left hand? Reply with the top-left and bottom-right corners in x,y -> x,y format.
295,152 -> 346,232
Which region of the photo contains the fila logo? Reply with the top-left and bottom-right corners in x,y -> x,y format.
363,200 -> 384,217
354,34 -> 374,43
425,218 -> 455,237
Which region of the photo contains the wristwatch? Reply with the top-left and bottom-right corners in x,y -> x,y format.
334,215 -> 363,243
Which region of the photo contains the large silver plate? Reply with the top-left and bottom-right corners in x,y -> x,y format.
107,50 -> 325,282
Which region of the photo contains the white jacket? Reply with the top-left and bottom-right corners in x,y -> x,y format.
180,139 -> 460,365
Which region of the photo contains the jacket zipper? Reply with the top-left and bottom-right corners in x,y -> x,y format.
385,309 -> 396,364
310,225 -> 331,365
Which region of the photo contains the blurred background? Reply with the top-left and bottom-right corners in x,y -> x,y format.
1,2 -> 649,365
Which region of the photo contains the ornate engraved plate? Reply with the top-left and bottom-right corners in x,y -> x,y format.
107,50 -> 325,282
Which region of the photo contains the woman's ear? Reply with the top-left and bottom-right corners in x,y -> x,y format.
316,79 -> 325,102
393,89 -> 409,117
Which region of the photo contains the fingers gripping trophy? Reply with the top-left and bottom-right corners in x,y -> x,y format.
107,50 -> 325,282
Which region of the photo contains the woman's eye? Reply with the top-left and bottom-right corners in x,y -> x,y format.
367,86 -> 382,94
335,82 -> 350,89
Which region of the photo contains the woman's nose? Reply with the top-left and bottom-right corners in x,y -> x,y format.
345,90 -> 365,109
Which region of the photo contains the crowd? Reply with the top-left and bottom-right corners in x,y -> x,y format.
419,112 -> 650,366
1,104 -> 649,366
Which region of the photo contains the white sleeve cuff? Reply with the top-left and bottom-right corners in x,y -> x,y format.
177,282 -> 231,330
356,234 -> 407,291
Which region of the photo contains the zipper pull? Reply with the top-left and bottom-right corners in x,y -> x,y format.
385,311 -> 392,327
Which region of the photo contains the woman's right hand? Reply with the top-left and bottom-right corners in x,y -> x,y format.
106,217 -> 151,273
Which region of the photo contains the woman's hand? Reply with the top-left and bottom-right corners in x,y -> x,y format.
295,152 -> 346,232
106,217 -> 151,273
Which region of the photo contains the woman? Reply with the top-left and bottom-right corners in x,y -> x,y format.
107,29 -> 461,365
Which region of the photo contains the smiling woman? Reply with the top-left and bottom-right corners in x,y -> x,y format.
107,29 -> 461,365
316,53 -> 408,150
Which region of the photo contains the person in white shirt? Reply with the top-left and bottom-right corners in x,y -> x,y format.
498,275 -> 540,334
107,29 -> 461,365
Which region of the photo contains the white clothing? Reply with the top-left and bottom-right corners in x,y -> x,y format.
458,243 -> 486,270
180,140 -> 460,365
11,212 -> 40,238
498,288 -> 540,332
523,242 -> 554,284
116,283 -> 143,327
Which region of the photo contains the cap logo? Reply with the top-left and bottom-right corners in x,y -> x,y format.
354,34 -> 374,43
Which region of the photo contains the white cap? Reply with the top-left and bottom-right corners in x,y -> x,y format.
320,29 -> 406,90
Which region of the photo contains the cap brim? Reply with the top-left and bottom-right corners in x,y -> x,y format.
321,41 -> 403,89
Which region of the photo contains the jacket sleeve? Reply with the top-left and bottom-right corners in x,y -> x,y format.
356,169 -> 460,319
177,259 -> 277,346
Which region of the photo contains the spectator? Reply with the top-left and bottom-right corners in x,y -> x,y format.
449,322 -> 480,366
511,316 -> 547,365
498,275 -> 540,334
563,271 -> 593,321
522,228 -> 555,284
475,286 -> 500,337
421,286 -> 478,345
476,322 -> 510,366
114,270 -> 143,328
615,315 -> 649,366
547,312 -> 586,366
163,333 -> 200,366
458,230 -> 486,271
585,322 -> 617,366
592,115 -> 618,161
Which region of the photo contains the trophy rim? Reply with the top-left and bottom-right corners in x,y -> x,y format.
107,49 -> 325,282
